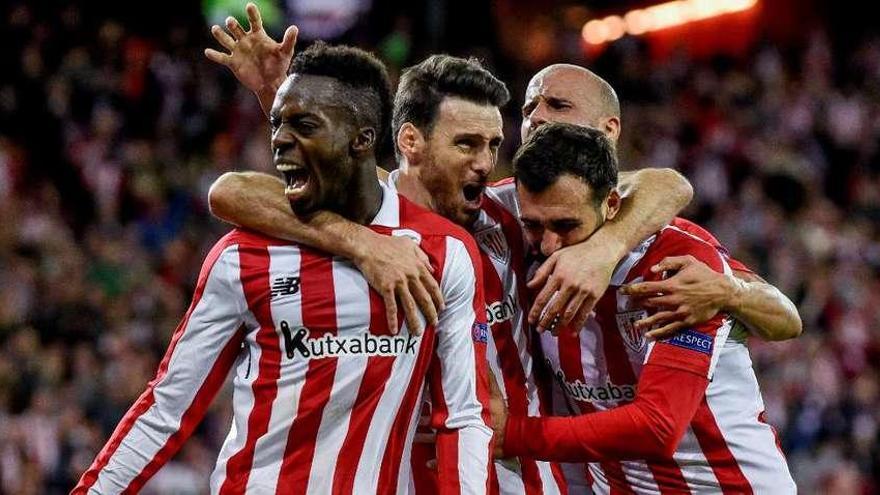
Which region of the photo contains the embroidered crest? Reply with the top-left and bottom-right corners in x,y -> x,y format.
615,310 -> 648,353
475,224 -> 510,264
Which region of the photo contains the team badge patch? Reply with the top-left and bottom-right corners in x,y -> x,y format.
474,224 -> 510,264
472,322 -> 489,343
665,329 -> 714,355
616,310 -> 648,353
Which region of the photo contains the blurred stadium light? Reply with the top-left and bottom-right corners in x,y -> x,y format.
582,0 -> 759,45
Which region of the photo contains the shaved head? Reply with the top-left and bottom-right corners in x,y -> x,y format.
521,64 -> 622,144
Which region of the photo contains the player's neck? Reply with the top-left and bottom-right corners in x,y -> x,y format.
395,161 -> 434,212
339,158 -> 384,225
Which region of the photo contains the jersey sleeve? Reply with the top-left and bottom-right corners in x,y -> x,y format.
503,363 -> 708,462
427,234 -> 493,494
671,217 -> 754,275
643,229 -> 735,380
73,239 -> 248,494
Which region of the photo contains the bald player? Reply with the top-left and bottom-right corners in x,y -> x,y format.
519,64 -> 801,343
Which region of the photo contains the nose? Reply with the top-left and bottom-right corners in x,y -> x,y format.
271,125 -> 293,155
528,102 -> 549,132
540,231 -> 561,257
472,146 -> 494,176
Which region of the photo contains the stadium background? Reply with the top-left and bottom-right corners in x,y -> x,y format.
1,0 -> 878,493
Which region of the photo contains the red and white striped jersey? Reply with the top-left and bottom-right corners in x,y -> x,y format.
535,225 -> 796,494
73,183 -> 494,495
393,173 -> 567,495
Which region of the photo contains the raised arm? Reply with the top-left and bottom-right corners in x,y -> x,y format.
623,257 -> 803,341
529,168 -> 693,332
209,171 -> 443,333
205,2 -> 296,116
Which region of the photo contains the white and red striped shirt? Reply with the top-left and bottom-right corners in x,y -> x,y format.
404,174 -> 567,495
506,225 -> 796,494
73,183 -> 493,495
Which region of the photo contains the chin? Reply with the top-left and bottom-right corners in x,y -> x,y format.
288,197 -> 319,218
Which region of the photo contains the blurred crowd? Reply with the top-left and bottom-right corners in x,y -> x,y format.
1,2 -> 878,494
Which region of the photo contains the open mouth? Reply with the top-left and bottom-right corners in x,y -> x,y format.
277,163 -> 312,203
462,182 -> 486,208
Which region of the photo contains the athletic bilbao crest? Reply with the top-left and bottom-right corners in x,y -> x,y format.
475,224 -> 509,264
616,310 -> 648,353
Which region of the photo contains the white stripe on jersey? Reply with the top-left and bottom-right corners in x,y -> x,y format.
674,426 -> 719,493
704,346 -> 796,493
439,236 -> 492,491
93,245 -> 245,494
210,247 -> 260,493
245,245 -> 308,493
351,331 -> 422,491
620,460 -> 662,493
305,258 -> 370,494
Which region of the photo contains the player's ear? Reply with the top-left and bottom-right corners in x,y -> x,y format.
351,127 -> 376,155
600,116 -> 620,143
396,122 -> 425,166
604,188 -> 622,221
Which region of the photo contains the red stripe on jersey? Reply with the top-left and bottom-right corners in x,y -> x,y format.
126,325 -> 246,493
74,235 -> 234,494
692,398 -> 753,494
275,250 -> 338,494
378,234 -> 448,492
332,288 -> 399,493
557,330 -> 631,494
481,254 -> 543,494
219,244 -> 281,495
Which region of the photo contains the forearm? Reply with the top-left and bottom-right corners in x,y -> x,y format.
503,364 -> 706,462
208,171 -> 373,260
602,169 -> 693,257
728,272 -> 803,341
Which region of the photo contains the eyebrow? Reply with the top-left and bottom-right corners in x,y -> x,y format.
454,132 -> 503,142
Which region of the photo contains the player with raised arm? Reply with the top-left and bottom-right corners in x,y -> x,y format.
73,43 -> 493,495
203,7 -> 693,494
495,123 -> 796,494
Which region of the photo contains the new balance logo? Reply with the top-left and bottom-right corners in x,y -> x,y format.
278,320 -> 420,359
271,276 -> 301,298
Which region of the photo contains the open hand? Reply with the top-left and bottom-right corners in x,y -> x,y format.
205,3 -> 297,101
621,255 -> 734,339
528,241 -> 618,335
353,231 -> 445,336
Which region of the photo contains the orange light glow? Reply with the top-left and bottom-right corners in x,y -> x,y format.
582,0 -> 758,45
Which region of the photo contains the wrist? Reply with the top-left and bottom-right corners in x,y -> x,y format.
347,227 -> 375,265
591,227 -> 629,262
724,274 -> 747,314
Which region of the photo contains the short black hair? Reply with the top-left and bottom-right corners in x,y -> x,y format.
289,41 -> 393,156
392,55 -> 510,156
513,123 -> 618,205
